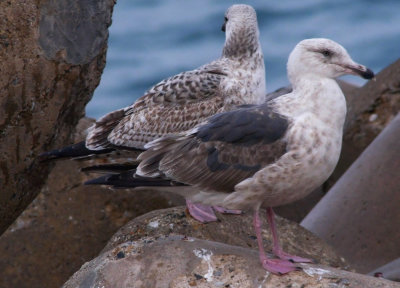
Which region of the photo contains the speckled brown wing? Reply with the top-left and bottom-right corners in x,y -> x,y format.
86,108 -> 127,150
138,103 -> 290,192
96,67 -> 229,150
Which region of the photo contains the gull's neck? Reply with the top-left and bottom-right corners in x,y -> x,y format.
274,75 -> 347,131
222,27 -> 261,60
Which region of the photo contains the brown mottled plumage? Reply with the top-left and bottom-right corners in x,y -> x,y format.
85,4 -> 266,151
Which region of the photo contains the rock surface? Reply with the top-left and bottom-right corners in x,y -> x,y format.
63,207 -> 400,288
302,112 -> 400,273
0,119 -> 184,288
0,0 -> 115,234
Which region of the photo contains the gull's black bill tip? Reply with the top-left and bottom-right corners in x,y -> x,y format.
361,68 -> 375,80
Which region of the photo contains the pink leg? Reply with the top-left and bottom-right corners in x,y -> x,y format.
253,208 -> 298,274
212,206 -> 242,215
186,200 -> 218,223
266,207 -> 313,263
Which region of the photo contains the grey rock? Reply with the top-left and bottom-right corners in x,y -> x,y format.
39,0 -> 113,65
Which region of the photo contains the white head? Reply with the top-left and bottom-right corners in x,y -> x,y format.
222,4 -> 260,58
287,38 -> 374,86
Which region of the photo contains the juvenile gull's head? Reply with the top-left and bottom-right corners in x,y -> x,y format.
222,4 -> 261,58
287,38 -> 374,85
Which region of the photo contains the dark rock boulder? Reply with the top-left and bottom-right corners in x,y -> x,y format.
0,0 -> 115,234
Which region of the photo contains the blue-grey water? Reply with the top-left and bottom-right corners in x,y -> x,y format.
86,0 -> 400,118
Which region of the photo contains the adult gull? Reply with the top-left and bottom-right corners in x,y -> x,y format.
95,38 -> 374,274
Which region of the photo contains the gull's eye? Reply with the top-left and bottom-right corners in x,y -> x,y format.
321,50 -> 332,57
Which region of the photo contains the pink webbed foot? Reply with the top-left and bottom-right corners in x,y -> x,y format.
253,208 -> 300,274
186,200 -> 243,223
186,200 -> 218,223
261,257 -> 300,275
212,206 -> 242,215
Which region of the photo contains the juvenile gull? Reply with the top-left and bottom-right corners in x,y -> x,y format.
99,38 -> 374,274
40,4 -> 265,222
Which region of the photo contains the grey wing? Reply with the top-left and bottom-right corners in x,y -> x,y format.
138,104 -> 290,192
86,66 -> 227,150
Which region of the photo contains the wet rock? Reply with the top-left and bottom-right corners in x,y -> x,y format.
0,0 -> 115,234
302,112 -> 400,273
63,207 -> 399,288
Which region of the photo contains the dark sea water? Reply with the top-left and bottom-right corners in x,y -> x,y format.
86,0 -> 400,118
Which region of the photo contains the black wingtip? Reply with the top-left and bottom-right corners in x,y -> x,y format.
84,171 -> 187,189
81,163 -> 139,173
39,141 -> 114,162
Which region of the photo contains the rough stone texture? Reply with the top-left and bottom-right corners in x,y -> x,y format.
302,112 -> 400,273
102,207 -> 346,268
63,207 -> 400,288
0,118 -> 184,288
0,0 -> 115,235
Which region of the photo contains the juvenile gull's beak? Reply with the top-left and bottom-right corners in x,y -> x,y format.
344,63 -> 375,79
